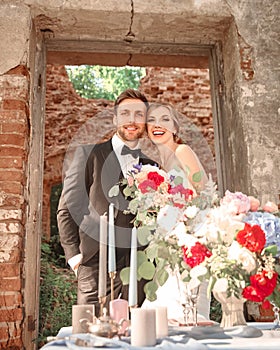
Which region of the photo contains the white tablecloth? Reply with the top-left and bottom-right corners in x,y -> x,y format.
40,323 -> 280,350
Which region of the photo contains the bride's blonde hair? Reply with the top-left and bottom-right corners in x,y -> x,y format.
147,102 -> 182,143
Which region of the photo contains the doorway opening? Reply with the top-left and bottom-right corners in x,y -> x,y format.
26,37 -> 226,347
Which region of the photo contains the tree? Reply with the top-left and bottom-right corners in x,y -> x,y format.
66,65 -> 146,100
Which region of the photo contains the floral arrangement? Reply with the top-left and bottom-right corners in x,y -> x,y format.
109,164 -> 280,309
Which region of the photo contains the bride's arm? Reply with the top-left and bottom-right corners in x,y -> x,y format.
175,144 -> 208,192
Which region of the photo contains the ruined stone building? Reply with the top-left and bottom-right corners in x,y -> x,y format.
0,1 -> 279,348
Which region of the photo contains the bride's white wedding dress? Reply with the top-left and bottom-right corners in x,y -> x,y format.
142,271 -> 210,323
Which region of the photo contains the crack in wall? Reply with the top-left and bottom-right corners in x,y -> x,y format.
124,0 -> 135,43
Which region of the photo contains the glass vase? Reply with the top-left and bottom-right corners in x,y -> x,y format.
213,291 -> 247,328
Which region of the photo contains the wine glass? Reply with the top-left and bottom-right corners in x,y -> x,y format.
180,283 -> 199,326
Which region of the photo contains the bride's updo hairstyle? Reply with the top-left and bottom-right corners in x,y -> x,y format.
147,102 -> 183,144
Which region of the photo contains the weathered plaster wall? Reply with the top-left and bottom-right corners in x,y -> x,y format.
220,1 -> 280,201
0,0 -> 279,348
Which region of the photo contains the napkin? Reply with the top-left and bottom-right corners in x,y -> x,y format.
224,325 -> 263,338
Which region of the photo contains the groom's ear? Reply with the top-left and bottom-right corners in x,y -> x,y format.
113,114 -> 117,126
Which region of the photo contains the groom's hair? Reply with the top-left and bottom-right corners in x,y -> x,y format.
114,89 -> 149,113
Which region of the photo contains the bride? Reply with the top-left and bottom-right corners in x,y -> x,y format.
141,102 -> 210,323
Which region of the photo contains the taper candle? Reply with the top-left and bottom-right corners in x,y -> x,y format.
128,227 -> 137,307
108,203 -> 116,273
98,213 -> 107,298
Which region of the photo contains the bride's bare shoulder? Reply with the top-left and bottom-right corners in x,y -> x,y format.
175,144 -> 193,156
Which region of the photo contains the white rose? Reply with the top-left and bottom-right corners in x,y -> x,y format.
190,265 -> 208,279
174,225 -> 196,247
228,241 -> 256,273
184,205 -> 199,219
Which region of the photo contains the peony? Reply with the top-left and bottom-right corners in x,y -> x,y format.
236,223 -> 266,253
242,270 -> 278,302
220,190 -> 250,214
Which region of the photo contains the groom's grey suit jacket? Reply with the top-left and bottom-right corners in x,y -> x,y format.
57,138 -> 156,265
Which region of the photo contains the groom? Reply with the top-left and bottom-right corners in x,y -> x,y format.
57,89 -> 156,315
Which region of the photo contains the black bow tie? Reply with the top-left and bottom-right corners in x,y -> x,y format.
121,145 -> 140,159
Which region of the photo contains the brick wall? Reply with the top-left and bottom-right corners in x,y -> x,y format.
0,65 -> 30,349
44,65 -> 215,239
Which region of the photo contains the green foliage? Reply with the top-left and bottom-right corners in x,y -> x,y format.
66,65 -> 146,100
38,240 -> 77,347
38,184 -> 76,347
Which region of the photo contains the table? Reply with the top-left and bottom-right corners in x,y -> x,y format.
40,323 -> 280,349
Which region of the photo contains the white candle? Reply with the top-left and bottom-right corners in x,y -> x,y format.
98,213 -> 107,298
128,227 -> 137,307
108,203 -> 116,273
155,306 -> 168,338
131,308 -> 156,346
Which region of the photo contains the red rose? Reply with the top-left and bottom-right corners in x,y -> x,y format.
261,300 -> 271,310
236,223 -> 266,253
138,179 -> 157,193
242,285 -> 264,302
147,172 -> 165,187
242,270 -> 278,302
250,270 -> 278,297
182,242 -> 212,268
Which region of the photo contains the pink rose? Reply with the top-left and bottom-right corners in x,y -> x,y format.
248,196 -> 260,212
262,201 -> 278,213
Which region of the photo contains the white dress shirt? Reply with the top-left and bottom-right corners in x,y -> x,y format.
112,134 -> 140,178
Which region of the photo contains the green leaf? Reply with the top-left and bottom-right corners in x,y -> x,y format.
173,175 -> 184,185
137,251 -> 148,266
120,267 -> 130,285
192,171 -> 203,183
157,245 -> 169,259
138,261 -> 155,280
263,245 -> 278,256
155,268 -> 169,286
137,226 -> 151,246
144,281 -> 158,302
123,186 -> 133,198
108,185 -> 119,197
146,244 -> 158,261
128,199 -> 139,214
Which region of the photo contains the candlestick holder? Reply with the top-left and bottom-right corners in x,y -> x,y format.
98,296 -> 106,317
109,271 -> 117,301
129,304 -> 138,312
